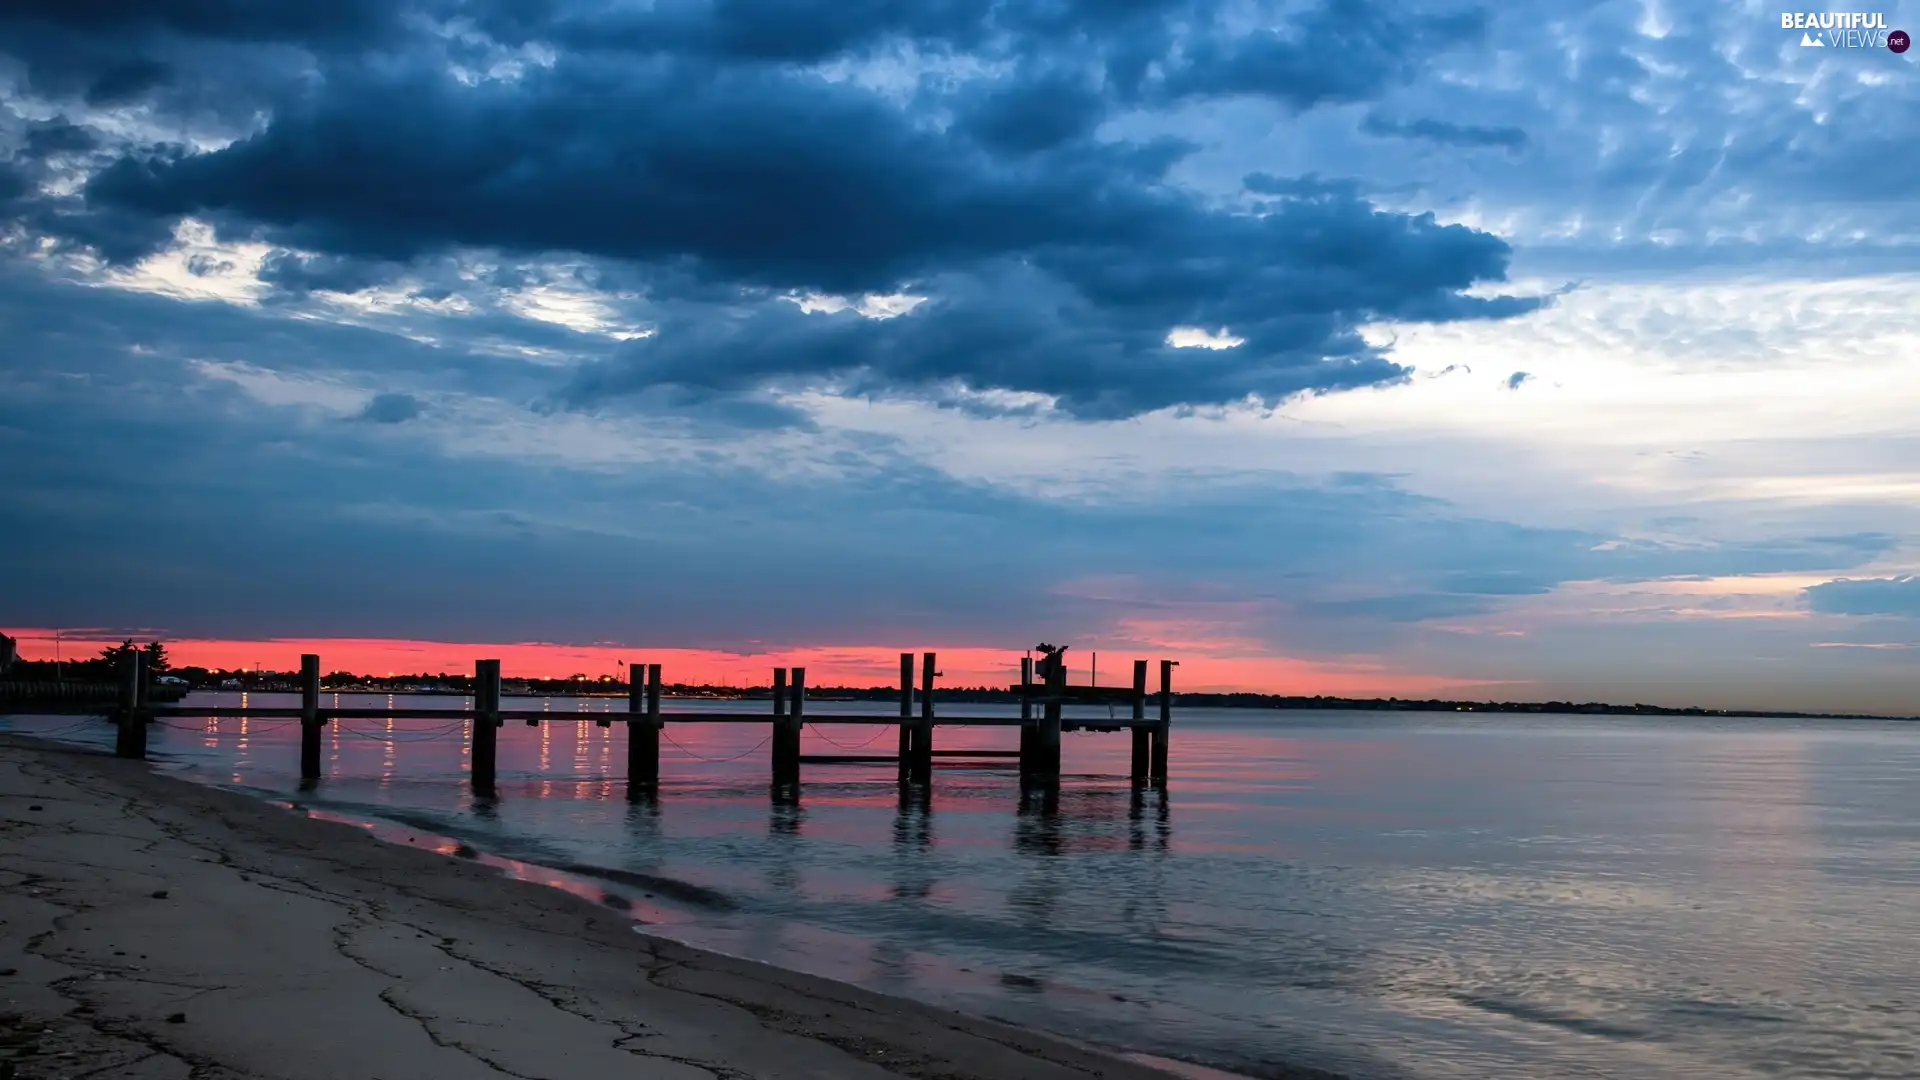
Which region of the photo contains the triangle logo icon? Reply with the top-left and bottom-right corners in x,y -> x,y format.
1801,31 -> 1824,46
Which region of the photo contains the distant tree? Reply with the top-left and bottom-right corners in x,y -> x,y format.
143,640 -> 170,674
98,639 -> 134,662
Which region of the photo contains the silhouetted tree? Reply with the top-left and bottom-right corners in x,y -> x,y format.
97,640 -> 139,666
143,640 -> 170,674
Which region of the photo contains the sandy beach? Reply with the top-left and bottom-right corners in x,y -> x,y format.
0,734 -> 1198,1080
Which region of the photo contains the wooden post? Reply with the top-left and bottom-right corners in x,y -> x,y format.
1041,652 -> 1064,779
776,667 -> 805,792
299,654 -> 322,780
896,652 -> 914,785
626,661 -> 659,799
912,652 -> 937,785
646,663 -> 662,733
771,667 -> 793,788
472,659 -> 500,793
1019,656 -> 1036,779
1152,659 -> 1175,784
114,650 -> 146,760
1129,659 -> 1150,782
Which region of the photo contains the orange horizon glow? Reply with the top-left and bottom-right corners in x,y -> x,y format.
2,627 -> 1515,698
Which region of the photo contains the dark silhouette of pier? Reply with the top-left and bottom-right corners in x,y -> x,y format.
96,647 -> 1177,803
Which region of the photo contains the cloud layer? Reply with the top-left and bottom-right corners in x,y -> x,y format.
3,0 -> 1918,709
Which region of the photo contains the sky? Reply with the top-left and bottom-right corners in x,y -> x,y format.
1,1 -> 1917,712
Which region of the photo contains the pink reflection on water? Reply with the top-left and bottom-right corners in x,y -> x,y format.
302,807 -> 682,922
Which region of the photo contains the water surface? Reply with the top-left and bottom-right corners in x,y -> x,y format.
8,695 -> 1918,1079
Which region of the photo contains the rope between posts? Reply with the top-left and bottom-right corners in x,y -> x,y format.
340,719 -> 469,732
805,723 -> 895,750
338,723 -> 468,743
659,730 -> 773,763
157,719 -> 303,734
10,719 -> 108,739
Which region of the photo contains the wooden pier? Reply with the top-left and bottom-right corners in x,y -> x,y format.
99,648 -> 1176,802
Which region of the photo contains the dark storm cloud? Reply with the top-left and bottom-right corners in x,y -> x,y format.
474,0 -> 998,62
1243,173 -> 1371,201
0,165 -> 28,204
82,59 -> 175,105
1163,0 -> 1487,108
560,258 -> 1431,419
1359,112 -> 1527,151
3,0 -> 1542,420
356,393 -> 425,424
12,193 -> 182,264
952,74 -> 1110,156
256,249 -> 405,295
20,119 -> 101,158
3,0 -> 397,45
77,49 -> 1540,417
1805,577 -> 1920,618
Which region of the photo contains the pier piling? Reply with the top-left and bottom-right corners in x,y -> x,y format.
1130,659 -> 1150,783
626,661 -> 660,799
912,652 -> 937,785
1152,660 -> 1175,785
1018,656 -> 1036,780
896,653 -> 913,785
472,659 -> 501,794
114,650 -> 146,760
299,654 -> 322,780
1040,651 -> 1064,779
773,667 -> 803,792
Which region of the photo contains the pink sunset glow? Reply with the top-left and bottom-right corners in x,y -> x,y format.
3,627 -> 1508,697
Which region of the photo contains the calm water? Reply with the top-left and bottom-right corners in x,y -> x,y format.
8,695 -> 1919,1079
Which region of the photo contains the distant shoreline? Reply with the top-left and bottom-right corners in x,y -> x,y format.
11,655 -> 1910,722
215,682 -> 1918,723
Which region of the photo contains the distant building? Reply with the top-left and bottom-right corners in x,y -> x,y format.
0,633 -> 15,676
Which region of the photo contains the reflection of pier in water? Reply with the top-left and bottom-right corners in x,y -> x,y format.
1010,785 -> 1172,930
100,648 -> 1182,807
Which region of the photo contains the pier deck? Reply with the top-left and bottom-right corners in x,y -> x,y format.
66,650 -> 1177,803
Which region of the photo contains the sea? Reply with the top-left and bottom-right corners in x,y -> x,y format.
7,694 -> 1918,1080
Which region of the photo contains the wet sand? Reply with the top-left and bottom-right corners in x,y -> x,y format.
0,734 -> 1200,1080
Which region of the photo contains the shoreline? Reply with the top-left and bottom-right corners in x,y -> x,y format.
276,801 -> 1280,1080
0,734 -> 1303,1080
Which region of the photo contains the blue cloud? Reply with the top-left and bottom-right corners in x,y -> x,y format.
1805,577 -> 1920,618
1360,112 -> 1528,151
356,393 -> 424,424
0,0 -> 1553,420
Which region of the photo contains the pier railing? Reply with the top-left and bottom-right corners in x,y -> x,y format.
92,650 -> 1175,802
